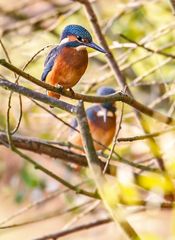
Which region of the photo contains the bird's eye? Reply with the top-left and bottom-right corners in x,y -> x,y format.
77,36 -> 82,41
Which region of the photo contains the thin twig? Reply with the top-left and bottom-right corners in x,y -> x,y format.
2,142 -> 98,199
118,127 -> 175,142
0,38 -> 22,135
0,78 -> 174,125
120,33 -> 175,59
0,188 -> 69,226
0,132 -> 157,172
103,101 -> 125,173
0,200 -> 93,229
33,217 -> 112,240
68,0 -> 167,171
169,0 -> 175,15
76,100 -> 140,240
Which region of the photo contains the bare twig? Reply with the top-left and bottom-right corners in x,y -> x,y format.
76,100 -> 140,240
33,217 -> 112,240
1,139 -> 97,199
0,200 -> 93,229
0,78 -> 174,125
120,34 -> 175,59
71,0 -> 167,171
0,188 -> 69,227
0,131 -> 157,172
0,78 -> 76,113
103,101 -> 125,173
118,126 -> 175,142
169,0 -> 175,14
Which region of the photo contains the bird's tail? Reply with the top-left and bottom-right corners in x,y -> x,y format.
47,91 -> 60,99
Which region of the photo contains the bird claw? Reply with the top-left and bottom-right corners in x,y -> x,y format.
56,85 -> 64,92
69,88 -> 75,96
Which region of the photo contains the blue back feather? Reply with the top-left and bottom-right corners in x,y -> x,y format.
86,105 -> 101,122
71,105 -> 100,134
41,41 -> 86,81
41,46 -> 60,81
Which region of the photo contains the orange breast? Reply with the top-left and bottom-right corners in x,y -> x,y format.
69,115 -> 116,153
46,47 -> 88,88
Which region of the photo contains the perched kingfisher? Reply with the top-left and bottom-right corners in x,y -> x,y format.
69,87 -> 117,152
41,24 -> 106,99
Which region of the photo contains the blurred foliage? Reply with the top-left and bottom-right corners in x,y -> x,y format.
0,0 -> 175,239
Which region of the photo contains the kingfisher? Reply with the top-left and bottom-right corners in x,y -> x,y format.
41,24 -> 106,99
69,87 -> 117,152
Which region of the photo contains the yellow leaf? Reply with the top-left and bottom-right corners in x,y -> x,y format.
102,182 -> 120,208
138,173 -> 174,193
119,183 -> 140,204
141,233 -> 161,240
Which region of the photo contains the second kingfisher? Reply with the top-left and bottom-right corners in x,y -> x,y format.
69,87 -> 117,152
41,24 -> 106,99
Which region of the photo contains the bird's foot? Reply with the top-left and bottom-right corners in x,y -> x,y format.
56,85 -> 64,93
69,88 -> 75,96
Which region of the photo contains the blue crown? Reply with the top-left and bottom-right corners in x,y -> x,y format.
97,87 -> 116,96
60,24 -> 106,53
61,24 -> 92,42
97,87 -> 116,112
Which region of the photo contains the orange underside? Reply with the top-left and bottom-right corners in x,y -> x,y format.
69,117 -> 116,153
45,47 -> 88,99
47,91 -> 60,99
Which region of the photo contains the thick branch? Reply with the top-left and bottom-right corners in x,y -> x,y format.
0,132 -> 113,174
76,101 -> 140,240
0,78 -> 75,113
0,78 -> 174,125
0,132 -> 156,172
73,0 -> 166,171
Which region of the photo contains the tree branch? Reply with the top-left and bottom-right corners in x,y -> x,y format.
118,127 -> 175,142
76,100 -> 140,240
169,0 -> 175,14
0,78 -> 174,125
0,78 -> 75,114
72,0 -> 167,171
33,217 -> 111,240
0,131 -> 156,173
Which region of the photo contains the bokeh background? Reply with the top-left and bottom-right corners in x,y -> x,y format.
1,0 -> 175,239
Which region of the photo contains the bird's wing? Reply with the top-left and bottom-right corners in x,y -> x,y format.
41,45 -> 60,81
86,105 -> 99,123
69,106 -> 99,136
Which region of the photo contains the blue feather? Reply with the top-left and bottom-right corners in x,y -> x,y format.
71,106 -> 100,131
41,46 -> 60,81
61,25 -> 92,42
86,105 -> 100,122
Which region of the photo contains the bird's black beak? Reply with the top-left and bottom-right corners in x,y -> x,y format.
86,41 -> 107,53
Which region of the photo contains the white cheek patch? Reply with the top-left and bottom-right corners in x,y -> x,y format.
59,37 -> 69,45
97,110 -> 113,118
76,45 -> 87,51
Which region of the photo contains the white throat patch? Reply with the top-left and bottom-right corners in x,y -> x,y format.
59,37 -> 69,46
76,45 -> 87,51
97,110 -> 113,118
